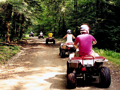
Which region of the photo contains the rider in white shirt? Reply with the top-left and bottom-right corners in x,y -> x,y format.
40,31 -> 43,36
63,29 -> 75,43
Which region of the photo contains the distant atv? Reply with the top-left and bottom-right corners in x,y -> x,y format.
46,37 -> 55,44
29,33 -> 34,37
67,53 -> 111,89
38,34 -> 44,39
59,42 -> 77,58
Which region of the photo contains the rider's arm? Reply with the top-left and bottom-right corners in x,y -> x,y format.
72,35 -> 75,39
63,34 -> 67,39
74,37 -> 78,45
74,37 -> 79,49
92,40 -> 97,45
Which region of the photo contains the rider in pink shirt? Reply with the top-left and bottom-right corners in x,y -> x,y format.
74,24 -> 97,56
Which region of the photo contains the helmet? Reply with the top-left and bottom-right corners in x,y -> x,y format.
67,29 -> 71,34
80,24 -> 90,33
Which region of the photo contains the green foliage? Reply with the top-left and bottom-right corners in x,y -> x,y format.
94,47 -> 120,66
94,47 -> 120,59
0,45 -> 20,64
1,0 -> 120,52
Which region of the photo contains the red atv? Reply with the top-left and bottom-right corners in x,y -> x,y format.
67,53 -> 111,89
46,37 -> 55,44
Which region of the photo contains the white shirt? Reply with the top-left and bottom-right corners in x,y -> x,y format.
40,32 -> 43,35
66,34 -> 73,43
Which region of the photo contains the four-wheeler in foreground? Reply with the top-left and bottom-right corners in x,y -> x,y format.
46,37 -> 55,44
59,42 -> 77,58
67,53 -> 111,89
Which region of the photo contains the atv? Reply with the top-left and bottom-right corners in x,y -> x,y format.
67,53 -> 111,89
46,37 -> 55,44
29,33 -> 34,37
38,34 -> 44,39
59,42 -> 77,58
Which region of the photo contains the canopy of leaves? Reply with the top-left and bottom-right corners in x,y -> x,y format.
0,0 -> 120,51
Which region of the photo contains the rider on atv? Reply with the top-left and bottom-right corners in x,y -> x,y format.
40,31 -> 43,36
48,31 -> 53,38
29,31 -> 34,37
74,24 -> 97,57
59,29 -> 76,58
67,24 -> 111,89
38,31 -> 44,39
46,31 -> 55,44
63,29 -> 75,43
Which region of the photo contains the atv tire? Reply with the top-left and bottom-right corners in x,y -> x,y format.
59,47 -> 61,55
46,40 -> 48,44
67,61 -> 69,75
99,67 -> 111,88
67,61 -> 74,75
53,40 -> 55,44
67,73 -> 77,89
60,49 -> 65,58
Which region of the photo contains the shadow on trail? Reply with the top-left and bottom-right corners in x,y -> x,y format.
45,74 -> 102,89
45,74 -> 67,89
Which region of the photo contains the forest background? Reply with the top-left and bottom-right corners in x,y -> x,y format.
0,0 -> 120,52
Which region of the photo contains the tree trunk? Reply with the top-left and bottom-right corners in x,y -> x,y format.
20,14 -> 25,40
16,14 -> 20,38
62,0 -> 66,36
5,22 -> 10,43
11,12 -> 17,41
4,3 -> 12,42
74,0 -> 77,36
58,16 -> 61,36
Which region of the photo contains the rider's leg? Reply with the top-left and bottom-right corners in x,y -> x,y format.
90,50 -> 95,57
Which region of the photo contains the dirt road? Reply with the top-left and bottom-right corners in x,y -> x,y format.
0,37 -> 120,90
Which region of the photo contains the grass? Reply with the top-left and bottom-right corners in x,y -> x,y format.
93,47 -> 120,66
0,44 -> 20,64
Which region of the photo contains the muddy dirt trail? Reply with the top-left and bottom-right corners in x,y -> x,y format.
0,37 -> 120,90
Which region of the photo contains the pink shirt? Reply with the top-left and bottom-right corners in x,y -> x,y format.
74,34 -> 96,56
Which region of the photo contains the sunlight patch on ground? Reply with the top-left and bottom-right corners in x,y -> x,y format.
0,70 -> 65,90
0,0 -> 6,2
44,67 -> 62,71
24,61 -> 31,64
39,42 -> 46,44
76,87 -> 92,90
0,66 -> 25,74
35,51 -> 46,54
23,72 -> 65,90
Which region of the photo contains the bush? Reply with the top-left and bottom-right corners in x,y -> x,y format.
0,45 -> 20,64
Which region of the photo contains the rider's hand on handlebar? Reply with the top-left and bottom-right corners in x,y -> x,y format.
73,45 -> 78,49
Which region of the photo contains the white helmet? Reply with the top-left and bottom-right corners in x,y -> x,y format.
80,24 -> 90,33
67,29 -> 71,34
